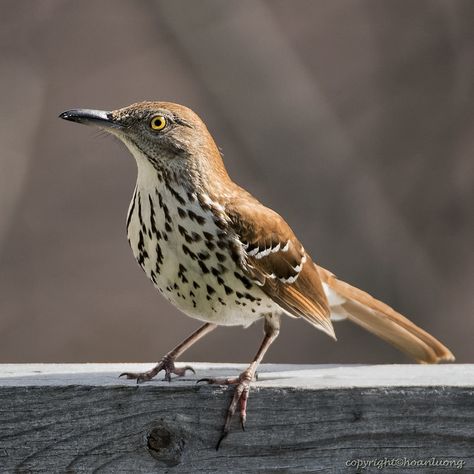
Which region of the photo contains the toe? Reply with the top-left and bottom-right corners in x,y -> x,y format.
172,365 -> 195,377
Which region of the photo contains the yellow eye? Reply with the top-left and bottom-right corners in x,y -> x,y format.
150,115 -> 167,131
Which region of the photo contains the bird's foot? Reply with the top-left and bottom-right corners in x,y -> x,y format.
198,369 -> 255,449
119,355 -> 195,383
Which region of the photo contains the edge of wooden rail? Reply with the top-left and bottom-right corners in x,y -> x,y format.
1,362 -> 473,387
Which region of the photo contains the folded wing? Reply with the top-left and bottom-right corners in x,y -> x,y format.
226,198 -> 334,338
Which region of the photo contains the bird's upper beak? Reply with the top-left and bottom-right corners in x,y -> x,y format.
59,108 -> 123,129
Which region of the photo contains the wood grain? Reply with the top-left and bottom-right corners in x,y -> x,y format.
0,364 -> 473,473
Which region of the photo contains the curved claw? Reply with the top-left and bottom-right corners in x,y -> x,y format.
173,365 -> 195,376
196,377 -> 212,384
119,372 -> 152,383
119,372 -> 141,379
196,376 -> 240,385
216,432 -> 228,451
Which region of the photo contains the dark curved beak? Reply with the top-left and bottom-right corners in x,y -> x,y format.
59,108 -> 122,129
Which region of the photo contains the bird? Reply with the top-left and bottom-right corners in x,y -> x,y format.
59,101 -> 454,448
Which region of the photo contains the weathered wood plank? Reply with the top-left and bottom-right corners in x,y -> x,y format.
0,364 -> 473,473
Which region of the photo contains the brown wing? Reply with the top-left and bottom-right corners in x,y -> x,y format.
226,197 -> 335,338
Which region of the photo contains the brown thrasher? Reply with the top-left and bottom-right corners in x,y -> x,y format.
60,101 -> 454,448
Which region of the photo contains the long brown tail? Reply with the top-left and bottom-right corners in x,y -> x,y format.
317,265 -> 455,363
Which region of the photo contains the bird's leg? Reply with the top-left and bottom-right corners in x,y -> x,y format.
198,314 -> 280,449
120,322 -> 217,383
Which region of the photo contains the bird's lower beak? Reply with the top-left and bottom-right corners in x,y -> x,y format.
59,108 -> 122,129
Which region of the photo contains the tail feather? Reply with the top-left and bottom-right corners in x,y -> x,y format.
317,265 -> 455,364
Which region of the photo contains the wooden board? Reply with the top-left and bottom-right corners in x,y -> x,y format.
1,363 -> 473,472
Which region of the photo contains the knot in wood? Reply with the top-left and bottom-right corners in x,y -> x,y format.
146,425 -> 185,466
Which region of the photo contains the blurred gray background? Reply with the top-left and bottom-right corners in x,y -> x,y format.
0,0 -> 472,365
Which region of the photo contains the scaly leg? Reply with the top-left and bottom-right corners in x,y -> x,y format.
198,314 -> 280,449
120,322 -> 217,383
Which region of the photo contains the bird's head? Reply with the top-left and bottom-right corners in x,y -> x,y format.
59,101 -> 226,182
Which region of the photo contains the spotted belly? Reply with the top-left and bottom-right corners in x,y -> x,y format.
126,186 -> 278,326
